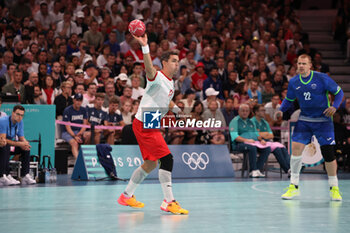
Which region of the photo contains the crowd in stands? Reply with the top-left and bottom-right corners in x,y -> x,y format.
0,0 -> 349,169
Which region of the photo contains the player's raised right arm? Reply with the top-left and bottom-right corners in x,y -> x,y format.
132,34 -> 157,80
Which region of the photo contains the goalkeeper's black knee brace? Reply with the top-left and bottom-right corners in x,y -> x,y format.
159,153 -> 173,172
321,145 -> 336,162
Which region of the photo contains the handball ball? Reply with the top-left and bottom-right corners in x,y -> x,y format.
128,19 -> 146,37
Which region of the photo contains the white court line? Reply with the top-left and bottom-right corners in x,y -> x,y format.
251,182 -> 281,195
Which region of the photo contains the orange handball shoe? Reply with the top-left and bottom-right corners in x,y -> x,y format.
118,193 -> 145,208
160,200 -> 189,215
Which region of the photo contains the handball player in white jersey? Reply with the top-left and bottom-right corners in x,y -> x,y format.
117,33 -> 188,215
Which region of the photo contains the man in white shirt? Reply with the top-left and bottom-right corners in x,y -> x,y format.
202,87 -> 221,109
140,0 -> 161,17
34,2 -> 54,32
131,74 -> 145,100
50,0 -> 64,24
72,40 -> 93,69
264,94 -> 281,126
56,11 -> 79,39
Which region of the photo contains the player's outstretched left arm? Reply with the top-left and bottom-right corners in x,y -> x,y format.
132,34 -> 157,80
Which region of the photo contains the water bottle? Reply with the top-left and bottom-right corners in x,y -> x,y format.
45,168 -> 50,183
52,168 -> 57,183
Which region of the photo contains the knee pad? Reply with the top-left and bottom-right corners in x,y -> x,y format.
159,153 -> 173,172
321,145 -> 336,162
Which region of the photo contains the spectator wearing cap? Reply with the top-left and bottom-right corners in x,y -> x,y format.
74,69 -> 85,85
202,66 -> 224,100
62,93 -> 88,159
54,81 -> 73,119
175,65 -> 192,95
114,73 -> 128,96
72,40 -> 93,69
199,47 -> 217,75
251,37 -> 260,54
202,88 -> 221,110
83,62 -> 99,85
73,83 -> 89,107
180,89 -> 196,115
34,2 -> 54,32
130,74 -> 144,100
191,62 -> 207,93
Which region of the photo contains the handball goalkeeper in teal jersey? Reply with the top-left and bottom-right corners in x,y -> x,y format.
279,54 -> 344,201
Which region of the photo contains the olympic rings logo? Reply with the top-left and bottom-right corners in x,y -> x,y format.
182,152 -> 209,170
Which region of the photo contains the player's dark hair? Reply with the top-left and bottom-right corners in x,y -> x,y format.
160,50 -> 179,65
13,105 -> 25,112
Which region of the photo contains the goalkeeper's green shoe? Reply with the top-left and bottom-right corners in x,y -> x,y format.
281,184 -> 300,200
330,186 -> 342,201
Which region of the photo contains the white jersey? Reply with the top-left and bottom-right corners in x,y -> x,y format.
135,71 -> 175,122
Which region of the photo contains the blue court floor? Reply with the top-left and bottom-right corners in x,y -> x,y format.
0,175 -> 349,233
